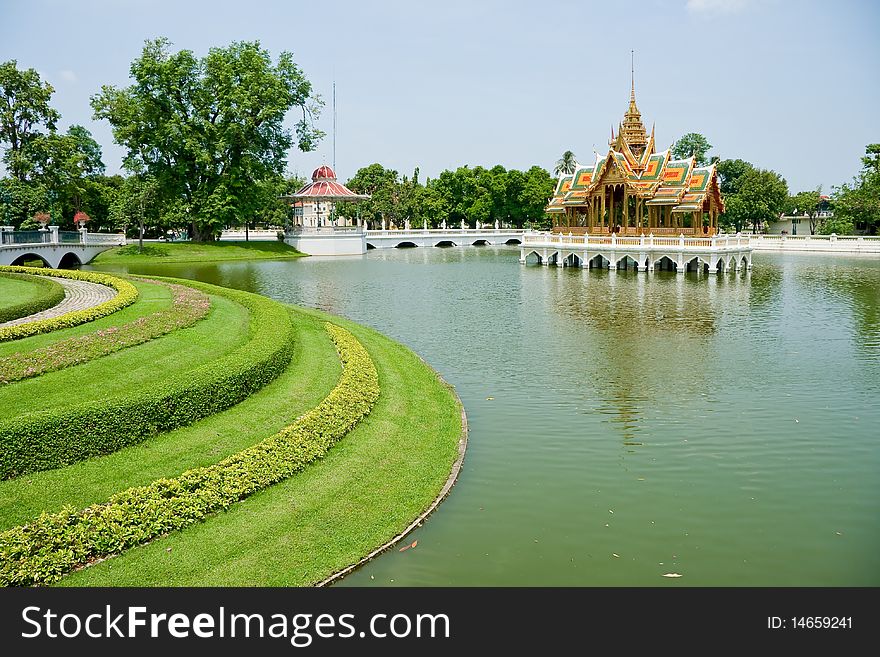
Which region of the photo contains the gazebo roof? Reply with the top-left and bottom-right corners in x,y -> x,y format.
290,165 -> 370,201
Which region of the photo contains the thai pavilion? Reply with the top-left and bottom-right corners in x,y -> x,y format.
546,82 -> 724,236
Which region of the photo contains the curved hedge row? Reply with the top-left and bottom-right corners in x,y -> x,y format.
0,267 -> 139,343
0,273 -> 66,324
0,279 -> 211,384
0,278 -> 294,479
0,322 -> 380,587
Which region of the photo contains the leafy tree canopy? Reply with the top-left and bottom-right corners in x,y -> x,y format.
672,133 -> 712,166
0,60 -> 59,181
91,38 -> 323,241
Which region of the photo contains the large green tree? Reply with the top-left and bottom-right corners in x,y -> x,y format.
720,167 -> 789,233
91,38 -> 323,241
832,144 -> 880,235
0,60 -> 59,182
672,133 -> 712,166
715,158 -> 754,196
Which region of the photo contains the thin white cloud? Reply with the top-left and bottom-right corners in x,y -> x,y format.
686,0 -> 749,13
58,69 -> 78,84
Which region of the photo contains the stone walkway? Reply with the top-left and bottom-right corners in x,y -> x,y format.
0,277 -> 118,328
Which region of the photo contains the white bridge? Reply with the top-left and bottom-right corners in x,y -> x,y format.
0,226 -> 126,268
521,231 -> 753,274
366,228 -> 524,250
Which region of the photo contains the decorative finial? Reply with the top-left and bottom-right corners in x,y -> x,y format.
631,50 -> 635,101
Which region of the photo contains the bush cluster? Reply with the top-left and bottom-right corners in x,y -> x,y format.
0,322 -> 380,587
0,278 -> 294,479
0,279 -> 211,384
0,267 -> 139,343
0,273 -> 66,324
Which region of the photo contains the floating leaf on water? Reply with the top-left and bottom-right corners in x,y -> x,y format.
486,397 -> 494,400
662,573 -> 682,578
612,553 -> 620,558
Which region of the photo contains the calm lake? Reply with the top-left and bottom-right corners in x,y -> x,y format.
91,247 -> 880,586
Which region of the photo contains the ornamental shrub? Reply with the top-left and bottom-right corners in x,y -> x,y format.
0,278 -> 294,478
0,323 -> 380,587
0,279 -> 211,384
0,267 -> 139,343
0,273 -> 66,324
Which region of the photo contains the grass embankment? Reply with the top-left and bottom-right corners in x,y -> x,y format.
0,278 -> 462,586
60,306 -> 462,586
93,240 -> 304,265
0,278 -> 173,359
0,292 -> 248,422
0,274 -> 65,324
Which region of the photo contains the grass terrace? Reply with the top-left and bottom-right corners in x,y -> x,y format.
0,278 -> 463,586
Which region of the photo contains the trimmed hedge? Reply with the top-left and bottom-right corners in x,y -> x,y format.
0,267 -> 139,343
0,279 -> 211,384
0,323 -> 380,587
0,278 -> 294,479
0,273 -> 66,324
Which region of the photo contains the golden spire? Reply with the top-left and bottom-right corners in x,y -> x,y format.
620,51 -> 647,157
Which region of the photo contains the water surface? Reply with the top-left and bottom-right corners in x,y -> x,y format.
91,248 -> 880,586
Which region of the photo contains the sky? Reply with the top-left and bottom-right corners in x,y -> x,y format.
1,0 -> 878,192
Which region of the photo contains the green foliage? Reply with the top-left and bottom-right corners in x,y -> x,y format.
0,60 -> 59,182
818,215 -> 854,236
718,164 -> 788,233
715,158 -> 754,196
788,188 -> 822,234
555,150 -> 577,176
832,144 -> 880,234
0,279 -> 211,384
0,322 -> 378,586
0,278 -> 294,479
672,133 -> 713,166
0,273 -> 65,324
0,267 -> 139,342
91,38 -> 323,241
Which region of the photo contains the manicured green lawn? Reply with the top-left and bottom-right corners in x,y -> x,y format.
0,311 -> 339,529
59,306 -> 462,586
0,278 -> 173,359
0,274 -> 47,310
0,293 -> 249,422
92,240 -> 304,265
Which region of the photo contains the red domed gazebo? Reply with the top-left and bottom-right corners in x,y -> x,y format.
287,166 -> 369,229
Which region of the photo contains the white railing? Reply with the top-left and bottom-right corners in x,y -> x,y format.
0,227 -> 125,247
522,232 -> 751,249
748,233 -> 880,252
365,228 -> 525,238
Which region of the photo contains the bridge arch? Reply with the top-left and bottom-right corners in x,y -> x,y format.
614,253 -> 640,270
394,241 -> 418,248
563,252 -> 581,267
472,239 -> 490,246
505,238 -> 522,245
434,240 -> 457,248
58,252 -> 83,268
652,255 -> 678,271
522,250 -> 542,265
366,242 -> 377,250
588,254 -> 611,269
10,252 -> 50,268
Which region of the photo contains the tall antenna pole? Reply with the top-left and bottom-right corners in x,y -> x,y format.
332,81 -> 337,171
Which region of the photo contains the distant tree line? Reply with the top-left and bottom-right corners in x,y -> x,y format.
337,163 -> 555,229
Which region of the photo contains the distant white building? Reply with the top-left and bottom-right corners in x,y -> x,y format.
767,196 -> 833,235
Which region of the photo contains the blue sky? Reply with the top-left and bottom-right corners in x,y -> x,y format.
1,0 -> 877,192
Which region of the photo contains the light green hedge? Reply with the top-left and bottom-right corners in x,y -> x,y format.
0,267 -> 139,343
0,273 -> 66,324
0,322 -> 380,587
0,278 -> 294,479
